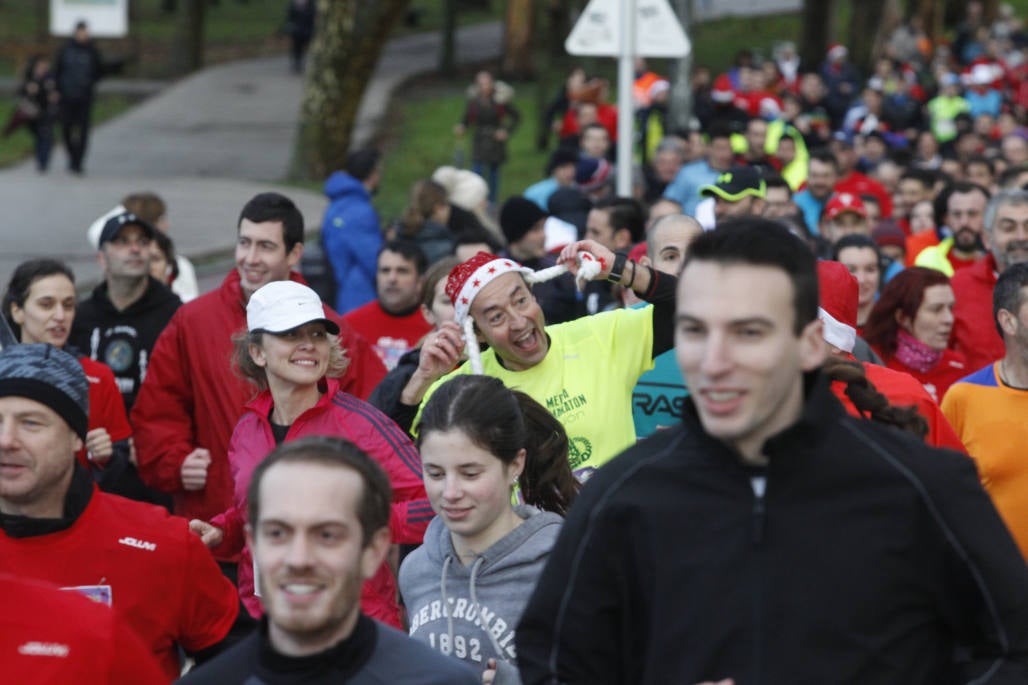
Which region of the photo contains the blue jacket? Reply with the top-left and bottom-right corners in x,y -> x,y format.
322,171 -> 382,314
663,160 -> 719,216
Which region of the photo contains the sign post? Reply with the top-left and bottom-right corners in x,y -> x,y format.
566,0 -> 691,196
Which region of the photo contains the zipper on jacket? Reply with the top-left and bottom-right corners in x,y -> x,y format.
750,474 -> 767,684
750,475 -> 767,544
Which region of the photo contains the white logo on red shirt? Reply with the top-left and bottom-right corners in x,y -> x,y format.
118,536 -> 157,551
18,642 -> 69,657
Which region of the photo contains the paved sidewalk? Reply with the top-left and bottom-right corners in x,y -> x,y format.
0,22 -> 503,290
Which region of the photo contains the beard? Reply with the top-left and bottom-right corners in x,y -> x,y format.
953,227 -> 984,253
997,240 -> 1028,271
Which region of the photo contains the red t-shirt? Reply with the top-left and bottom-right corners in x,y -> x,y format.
0,487 -> 238,680
343,301 -> 433,371
1,574 -> 167,684
77,357 -> 132,469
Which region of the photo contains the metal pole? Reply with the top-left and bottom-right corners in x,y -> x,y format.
616,0 -> 635,197
669,0 -> 693,132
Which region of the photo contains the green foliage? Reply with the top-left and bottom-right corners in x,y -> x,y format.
371,79 -> 549,226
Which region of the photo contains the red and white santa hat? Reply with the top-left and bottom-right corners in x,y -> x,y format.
827,43 -> 848,62
817,260 -> 858,354
445,250 -> 602,373
446,252 -> 534,328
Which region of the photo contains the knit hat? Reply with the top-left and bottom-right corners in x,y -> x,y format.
433,166 -> 489,211
246,281 -> 340,335
575,158 -> 612,192
0,344 -> 88,440
699,166 -> 766,201
816,261 -> 858,354
824,193 -> 867,222
500,197 -> 547,245
871,220 -> 907,250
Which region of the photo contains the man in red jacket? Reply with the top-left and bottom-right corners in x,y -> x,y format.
951,188 -> 1028,372
0,344 -> 239,681
131,193 -> 387,525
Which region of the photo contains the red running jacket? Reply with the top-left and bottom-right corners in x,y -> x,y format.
951,254 -> 1003,373
131,270 -> 386,524
209,378 -> 433,625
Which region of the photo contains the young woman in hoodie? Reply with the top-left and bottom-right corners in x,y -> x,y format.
400,374 -> 579,684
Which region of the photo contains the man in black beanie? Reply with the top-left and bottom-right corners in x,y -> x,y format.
499,196 -> 581,324
0,343 -> 239,680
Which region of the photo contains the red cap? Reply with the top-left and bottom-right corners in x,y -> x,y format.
824,193 -> 867,222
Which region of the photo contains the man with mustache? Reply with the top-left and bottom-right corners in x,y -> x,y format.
914,182 -> 990,276
951,189 -> 1028,371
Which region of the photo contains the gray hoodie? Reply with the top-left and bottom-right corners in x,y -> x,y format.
399,505 -> 563,685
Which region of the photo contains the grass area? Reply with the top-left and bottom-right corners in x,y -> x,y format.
0,95 -> 138,168
0,0 -> 504,79
372,77 -> 550,226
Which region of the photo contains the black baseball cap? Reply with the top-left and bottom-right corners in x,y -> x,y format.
700,166 -> 766,202
98,212 -> 157,247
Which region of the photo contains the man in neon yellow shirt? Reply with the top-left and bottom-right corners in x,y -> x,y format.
399,241 -> 676,482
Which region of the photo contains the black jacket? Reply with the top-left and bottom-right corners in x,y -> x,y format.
177,614 -> 479,684
517,373 -> 1028,684
70,277 -> 181,411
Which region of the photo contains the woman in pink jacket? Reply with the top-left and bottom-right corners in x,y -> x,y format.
189,281 -> 433,627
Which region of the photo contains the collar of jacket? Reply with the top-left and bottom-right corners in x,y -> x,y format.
256,612 -> 376,678
682,370 -> 844,466
0,464 -> 94,538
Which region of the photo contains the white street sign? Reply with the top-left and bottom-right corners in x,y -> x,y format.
566,0 -> 691,58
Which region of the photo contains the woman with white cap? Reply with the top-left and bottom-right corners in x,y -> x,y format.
188,280 -> 433,628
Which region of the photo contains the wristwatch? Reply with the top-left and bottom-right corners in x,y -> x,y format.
606,251 -> 628,284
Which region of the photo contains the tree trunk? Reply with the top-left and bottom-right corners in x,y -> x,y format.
169,0 -> 206,75
799,0 -> 835,71
502,0 -> 534,79
918,0 -> 942,48
293,0 -> 412,180
439,0 -> 457,74
544,0 -> 571,59
848,0 -> 888,74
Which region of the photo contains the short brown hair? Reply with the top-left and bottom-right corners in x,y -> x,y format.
247,436 -> 392,546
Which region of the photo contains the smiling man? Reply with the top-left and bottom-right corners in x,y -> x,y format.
178,436 -> 478,684
0,344 -> 239,681
70,211 -> 181,411
517,217 -> 1028,684
131,193 -> 386,526
404,241 -> 677,482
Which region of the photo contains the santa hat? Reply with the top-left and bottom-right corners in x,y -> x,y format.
446,251 -> 601,372
817,260 -> 858,354
711,74 -> 735,103
827,43 -> 848,61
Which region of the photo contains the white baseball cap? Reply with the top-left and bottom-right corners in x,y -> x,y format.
246,281 -> 340,335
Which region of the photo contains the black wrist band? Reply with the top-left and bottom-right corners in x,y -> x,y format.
607,251 -> 628,283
